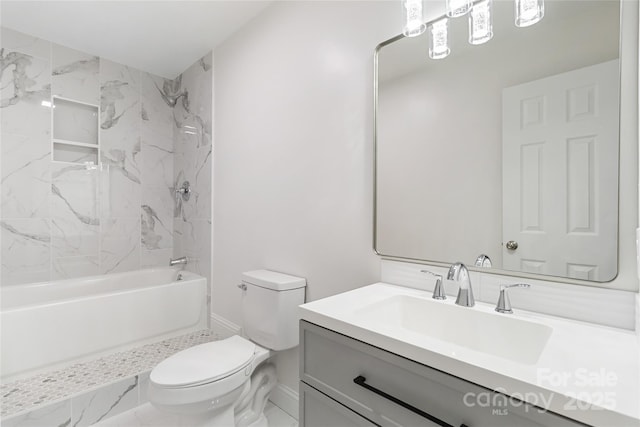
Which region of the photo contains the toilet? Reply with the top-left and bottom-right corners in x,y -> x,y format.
148,270 -> 306,427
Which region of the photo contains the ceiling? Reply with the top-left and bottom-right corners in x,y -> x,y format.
0,1 -> 273,79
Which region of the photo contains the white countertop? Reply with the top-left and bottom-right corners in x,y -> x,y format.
299,283 -> 640,427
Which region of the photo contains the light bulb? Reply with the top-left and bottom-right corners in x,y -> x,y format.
402,0 -> 426,37
469,0 -> 493,45
446,0 -> 472,18
429,18 -> 450,59
515,0 -> 544,27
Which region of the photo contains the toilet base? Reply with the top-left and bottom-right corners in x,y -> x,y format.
247,413 -> 268,427
235,363 -> 277,427
176,405 -> 235,427
151,362 -> 278,427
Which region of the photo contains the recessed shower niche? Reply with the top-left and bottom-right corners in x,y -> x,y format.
52,96 -> 100,164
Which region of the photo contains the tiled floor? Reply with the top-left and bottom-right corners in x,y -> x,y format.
94,401 -> 298,427
264,402 -> 298,427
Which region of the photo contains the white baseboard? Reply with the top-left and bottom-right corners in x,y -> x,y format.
210,312 -> 241,338
269,383 -> 299,420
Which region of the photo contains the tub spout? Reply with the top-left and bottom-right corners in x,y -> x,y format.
169,256 -> 188,267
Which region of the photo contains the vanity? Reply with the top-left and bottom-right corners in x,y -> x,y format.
298,283 -> 640,427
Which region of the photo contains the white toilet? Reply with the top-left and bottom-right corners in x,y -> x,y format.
148,270 -> 306,427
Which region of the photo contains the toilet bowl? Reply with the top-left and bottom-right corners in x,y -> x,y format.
148,270 -> 306,426
148,335 -> 274,426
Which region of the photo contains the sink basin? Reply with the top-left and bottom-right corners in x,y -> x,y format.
354,295 -> 552,365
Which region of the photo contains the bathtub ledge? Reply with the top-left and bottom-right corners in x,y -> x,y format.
0,329 -> 219,424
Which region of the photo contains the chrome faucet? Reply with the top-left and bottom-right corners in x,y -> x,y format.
447,262 -> 475,307
495,284 -> 530,314
169,256 -> 188,267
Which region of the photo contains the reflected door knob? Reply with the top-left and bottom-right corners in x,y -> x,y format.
505,240 -> 518,250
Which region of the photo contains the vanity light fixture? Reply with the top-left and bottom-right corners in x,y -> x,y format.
469,0 -> 493,45
402,0 -> 427,37
515,0 -> 544,27
405,0 -> 543,59
428,17 -> 451,59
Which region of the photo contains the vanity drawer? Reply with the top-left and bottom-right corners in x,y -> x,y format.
301,381 -> 378,427
300,321 -> 586,427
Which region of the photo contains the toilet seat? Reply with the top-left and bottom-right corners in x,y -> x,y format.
150,335 -> 256,389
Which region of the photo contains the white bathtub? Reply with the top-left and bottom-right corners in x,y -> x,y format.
1,268 -> 207,382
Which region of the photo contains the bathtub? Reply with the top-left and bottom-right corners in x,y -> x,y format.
1,268 -> 207,382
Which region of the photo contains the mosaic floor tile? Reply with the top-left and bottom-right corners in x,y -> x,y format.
1,329 -> 219,419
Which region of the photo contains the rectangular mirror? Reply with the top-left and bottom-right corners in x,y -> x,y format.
375,0 -> 622,282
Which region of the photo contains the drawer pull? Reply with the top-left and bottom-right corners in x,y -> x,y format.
353,375 -> 468,427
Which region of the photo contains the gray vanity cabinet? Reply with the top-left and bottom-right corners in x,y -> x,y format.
299,321 -> 586,427
301,382 -> 378,427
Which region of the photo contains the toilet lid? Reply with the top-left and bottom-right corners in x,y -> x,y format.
150,335 -> 256,388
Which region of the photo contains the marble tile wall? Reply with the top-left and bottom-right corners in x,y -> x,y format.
0,28 -> 52,285
0,27 -> 195,285
172,54 -> 213,288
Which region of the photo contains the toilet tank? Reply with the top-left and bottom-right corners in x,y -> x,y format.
241,270 -> 306,351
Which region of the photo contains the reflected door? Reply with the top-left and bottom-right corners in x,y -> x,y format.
502,60 -> 619,281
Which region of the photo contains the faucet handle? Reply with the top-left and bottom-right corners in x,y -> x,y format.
421,270 -> 446,300
495,284 -> 530,314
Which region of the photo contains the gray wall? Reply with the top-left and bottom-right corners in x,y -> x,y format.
213,1 -> 399,389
